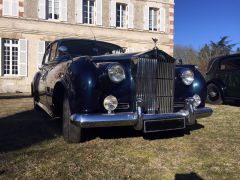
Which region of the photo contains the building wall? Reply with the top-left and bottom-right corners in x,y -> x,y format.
0,0 -> 174,93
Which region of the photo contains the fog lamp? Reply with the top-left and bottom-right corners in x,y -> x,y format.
193,94 -> 201,107
103,95 -> 118,113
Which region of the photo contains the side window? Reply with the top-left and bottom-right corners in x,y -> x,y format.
220,58 -> 240,71
49,43 -> 58,62
42,46 -> 51,65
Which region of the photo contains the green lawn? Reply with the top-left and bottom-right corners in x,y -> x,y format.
0,94 -> 240,179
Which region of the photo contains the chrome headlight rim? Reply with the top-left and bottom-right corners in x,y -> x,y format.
181,69 -> 194,85
108,64 -> 126,83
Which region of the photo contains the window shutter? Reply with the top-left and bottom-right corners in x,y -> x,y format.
12,0 -> 19,17
38,41 -> 45,70
38,0 -> 46,19
3,0 -> 12,16
76,0 -> 83,23
110,0 -> 116,27
128,3 -> 134,29
160,7 -> 166,32
60,0 -> 68,21
96,0 -> 102,25
19,39 -> 28,77
0,38 -> 2,76
143,6 -> 149,30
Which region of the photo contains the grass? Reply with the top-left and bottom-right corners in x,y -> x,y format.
0,94 -> 240,179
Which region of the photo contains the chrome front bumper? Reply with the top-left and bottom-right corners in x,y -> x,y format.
70,98 -> 213,131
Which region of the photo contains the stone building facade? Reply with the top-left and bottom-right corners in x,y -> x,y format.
0,0 -> 174,93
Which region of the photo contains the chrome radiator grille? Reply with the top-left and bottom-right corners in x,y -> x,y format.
136,57 -> 175,114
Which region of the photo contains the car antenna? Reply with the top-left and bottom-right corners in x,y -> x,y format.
89,27 -> 96,41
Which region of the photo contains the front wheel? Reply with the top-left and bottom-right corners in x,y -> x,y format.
207,84 -> 223,104
62,93 -> 85,143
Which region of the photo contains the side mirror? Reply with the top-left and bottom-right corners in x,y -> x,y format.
38,65 -> 43,70
58,46 -> 69,56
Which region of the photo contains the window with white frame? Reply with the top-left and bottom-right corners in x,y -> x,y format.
116,3 -> 127,28
83,0 -> 96,24
2,39 -> 19,75
2,0 -> 19,17
47,0 -> 60,20
149,8 -> 158,31
38,0 -> 67,21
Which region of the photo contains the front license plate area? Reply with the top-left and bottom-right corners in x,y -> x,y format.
144,118 -> 185,133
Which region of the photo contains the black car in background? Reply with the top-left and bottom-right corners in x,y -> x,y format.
206,53 -> 240,104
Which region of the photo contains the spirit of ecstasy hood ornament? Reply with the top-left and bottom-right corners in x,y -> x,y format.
152,38 -> 158,49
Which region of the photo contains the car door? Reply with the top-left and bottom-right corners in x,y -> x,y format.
38,45 -> 51,105
218,58 -> 240,98
43,42 -> 59,110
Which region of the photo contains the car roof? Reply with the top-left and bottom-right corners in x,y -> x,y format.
207,53 -> 240,73
210,53 -> 240,62
50,38 -> 123,49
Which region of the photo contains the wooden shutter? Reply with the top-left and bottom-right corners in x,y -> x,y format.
0,38 -> 2,76
12,0 -> 19,17
19,39 -> 28,77
76,0 -> 83,23
38,41 -> 45,70
3,0 -> 12,16
110,0 -> 116,27
60,0 -> 68,21
160,7 -> 166,32
128,3 -> 134,29
38,0 -> 46,19
96,0 -> 102,25
143,5 -> 149,30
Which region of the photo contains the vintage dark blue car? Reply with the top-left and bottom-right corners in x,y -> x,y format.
32,38 -> 213,143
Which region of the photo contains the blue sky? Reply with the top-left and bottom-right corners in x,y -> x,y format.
174,0 -> 240,51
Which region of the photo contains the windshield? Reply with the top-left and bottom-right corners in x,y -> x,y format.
60,40 -> 124,57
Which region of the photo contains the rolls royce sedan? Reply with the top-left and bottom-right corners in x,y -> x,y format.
32,38 -> 213,143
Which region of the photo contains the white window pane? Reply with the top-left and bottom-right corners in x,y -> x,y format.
83,0 -> 95,24
116,3 -> 126,28
2,39 -> 19,75
149,8 -> 158,31
54,0 -> 59,19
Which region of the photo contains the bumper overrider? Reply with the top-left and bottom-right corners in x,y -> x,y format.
70,98 -> 213,132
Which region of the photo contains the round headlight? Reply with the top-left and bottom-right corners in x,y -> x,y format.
193,94 -> 201,107
181,70 -> 194,85
108,64 -> 126,83
103,95 -> 118,113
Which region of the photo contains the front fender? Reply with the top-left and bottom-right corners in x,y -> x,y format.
175,66 -> 207,107
66,57 -> 101,114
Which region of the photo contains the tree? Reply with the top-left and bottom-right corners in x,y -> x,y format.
237,47 -> 240,53
209,36 -> 236,58
174,45 -> 198,64
198,44 -> 212,61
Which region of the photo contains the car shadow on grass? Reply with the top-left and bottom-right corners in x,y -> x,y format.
175,172 -> 204,180
85,123 -> 204,141
0,110 -> 61,153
